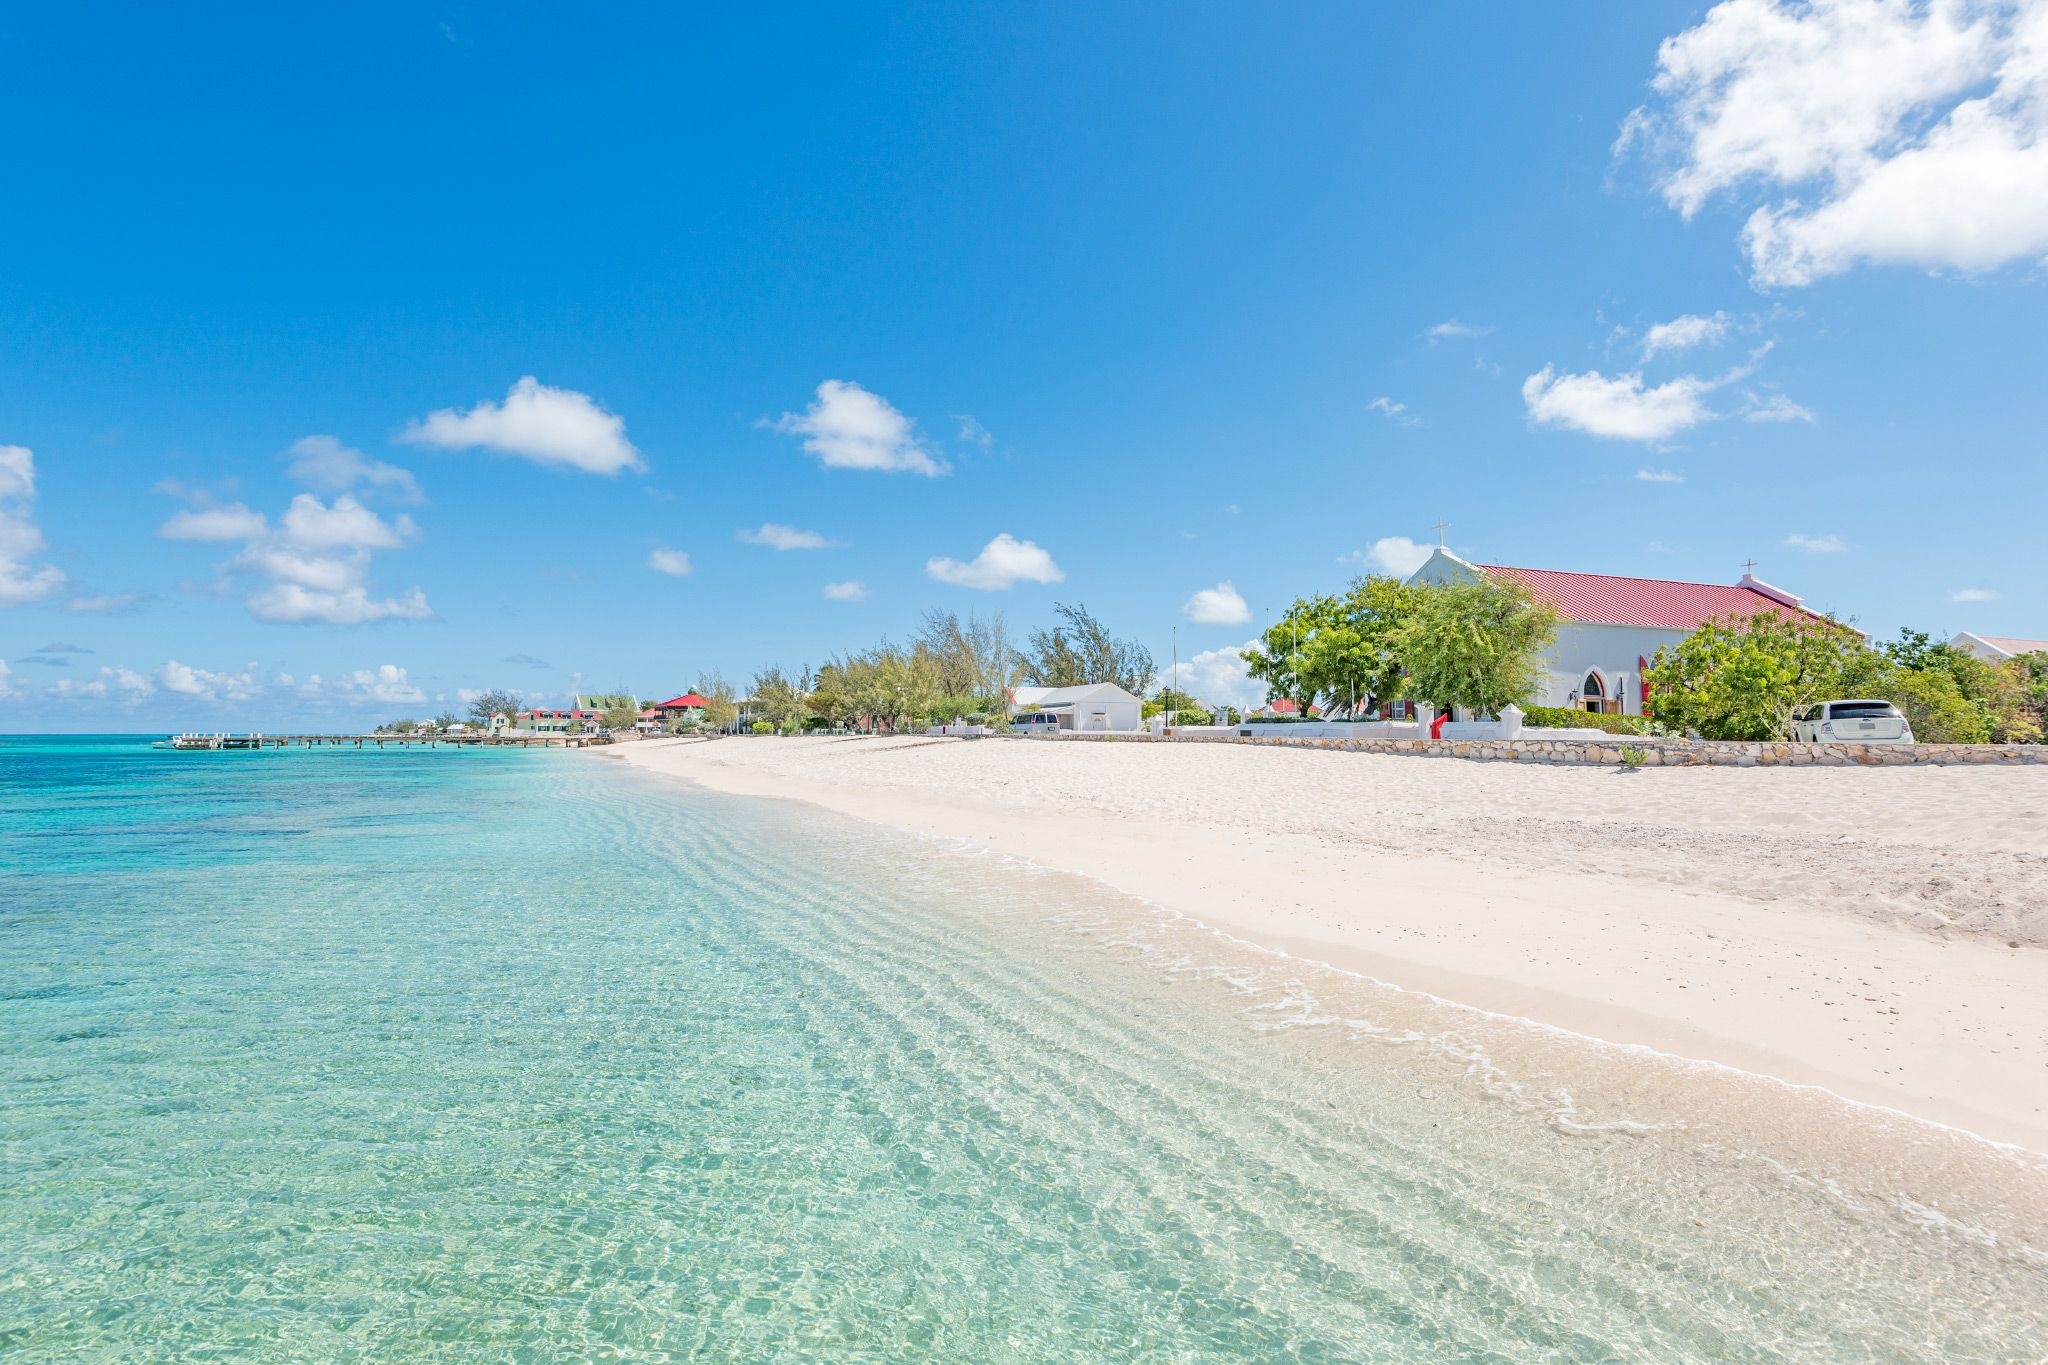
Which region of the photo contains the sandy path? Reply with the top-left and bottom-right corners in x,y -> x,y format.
600,735 -> 2048,1152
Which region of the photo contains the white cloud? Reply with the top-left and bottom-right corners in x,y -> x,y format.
1427,320 -> 1493,340
1624,0 -> 2048,285
285,435 -> 423,504
1522,366 -> 1718,442
647,548 -> 694,577
0,446 -> 32,501
402,376 -> 643,475
1367,396 -> 1421,427
278,494 -> 414,550
1949,586 -> 1999,602
159,486 -> 430,626
957,416 -> 994,448
1182,581 -> 1251,625
331,664 -> 426,705
1151,640 -> 1268,711
737,522 -> 834,551
771,380 -> 947,476
0,660 -> 12,701
1785,532 -> 1848,553
822,579 -> 871,601
0,446 -> 68,607
1743,392 -> 1817,422
1640,311 -> 1730,358
245,582 -> 432,626
1635,467 -> 1687,483
926,533 -> 1063,590
45,664 -> 155,702
1364,535 -> 1434,577
158,659 -> 262,701
159,503 -> 269,542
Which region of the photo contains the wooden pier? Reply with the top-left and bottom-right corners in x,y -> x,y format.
159,732 -> 602,751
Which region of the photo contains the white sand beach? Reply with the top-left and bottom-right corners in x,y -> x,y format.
604,735 -> 2048,1152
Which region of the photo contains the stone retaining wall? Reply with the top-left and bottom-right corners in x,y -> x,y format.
1044,730 -> 2048,767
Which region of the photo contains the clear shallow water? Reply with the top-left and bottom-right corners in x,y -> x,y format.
2,736 -> 2044,1361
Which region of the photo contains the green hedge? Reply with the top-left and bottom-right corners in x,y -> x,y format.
1518,705 -> 1657,736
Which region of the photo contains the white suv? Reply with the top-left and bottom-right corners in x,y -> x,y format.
1791,699 -> 1915,744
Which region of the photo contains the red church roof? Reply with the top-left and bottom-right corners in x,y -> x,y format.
654,693 -> 709,709
1477,565 -> 1823,632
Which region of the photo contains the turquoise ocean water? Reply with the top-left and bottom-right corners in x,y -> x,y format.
3,735 -> 2045,1361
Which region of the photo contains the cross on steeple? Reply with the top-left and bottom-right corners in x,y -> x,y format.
1433,516 -> 1450,548
1742,558 -> 1758,576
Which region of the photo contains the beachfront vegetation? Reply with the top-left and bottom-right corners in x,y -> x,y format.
1020,603 -> 1155,695
465,689 -> 523,725
1643,612 -> 1867,741
692,673 -> 739,731
1645,618 -> 2047,743
1398,577 -> 1559,719
1517,706 -> 1657,736
1244,573 -> 1555,718
740,610 -> 1038,733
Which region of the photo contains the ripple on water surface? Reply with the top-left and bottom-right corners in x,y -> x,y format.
0,736 -> 2043,1361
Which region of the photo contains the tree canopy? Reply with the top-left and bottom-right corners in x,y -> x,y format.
1395,575 -> 1558,718
465,688 -> 522,724
1243,574 -> 1421,717
1019,602 -> 1155,695
1644,612 -> 1868,740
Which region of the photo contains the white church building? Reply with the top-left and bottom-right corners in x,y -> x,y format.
1406,548 -> 1826,716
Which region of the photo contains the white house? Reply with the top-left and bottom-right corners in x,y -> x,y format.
1005,683 -> 1144,733
1950,632 -> 2048,664
1406,548 -> 1829,716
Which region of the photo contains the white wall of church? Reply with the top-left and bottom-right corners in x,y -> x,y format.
1538,623 -> 1687,715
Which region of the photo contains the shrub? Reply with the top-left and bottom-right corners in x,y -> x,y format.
1170,709 -> 1213,727
1645,611 -> 1868,740
750,720 -> 773,735
1874,666 -> 1990,743
1517,705 -> 1656,736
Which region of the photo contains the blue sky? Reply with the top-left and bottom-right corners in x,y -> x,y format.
4,3 -> 2045,727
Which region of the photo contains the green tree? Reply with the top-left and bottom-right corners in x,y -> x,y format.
1242,575 -> 1421,717
749,665 -> 813,731
432,711 -> 459,731
914,608 -> 1018,702
1020,603 -> 1155,695
1877,628 -> 2042,742
1645,611 -> 1868,740
694,672 -> 739,730
1876,666 -> 1990,743
1241,593 -> 1341,717
1397,576 -> 1558,719
1146,687 -> 1204,718
466,689 -> 523,725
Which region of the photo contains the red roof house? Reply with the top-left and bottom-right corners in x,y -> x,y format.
652,693 -> 709,713
1473,564 -> 1824,631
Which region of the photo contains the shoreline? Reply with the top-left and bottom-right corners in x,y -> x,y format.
597,734 -> 2048,1155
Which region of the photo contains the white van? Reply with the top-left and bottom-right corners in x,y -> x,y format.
1790,700 -> 1914,744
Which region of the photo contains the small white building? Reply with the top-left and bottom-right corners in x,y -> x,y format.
1005,683 -> 1144,733
1950,632 -> 2048,664
1407,548 -> 1830,716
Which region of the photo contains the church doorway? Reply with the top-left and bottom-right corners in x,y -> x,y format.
1580,670 -> 1619,715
